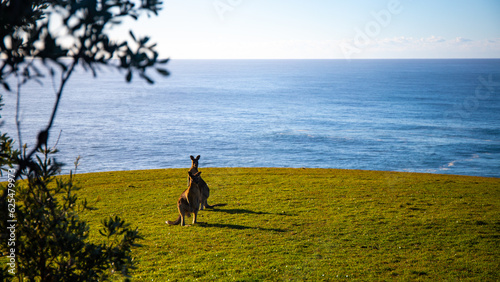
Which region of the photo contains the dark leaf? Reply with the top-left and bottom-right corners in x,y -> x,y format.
120,56 -> 128,68
140,36 -> 150,45
126,70 -> 132,82
158,58 -> 170,64
139,73 -> 154,84
156,68 -> 170,76
129,30 -> 136,41
56,60 -> 68,72
2,82 -> 11,91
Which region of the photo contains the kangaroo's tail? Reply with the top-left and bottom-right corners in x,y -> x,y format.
204,203 -> 227,209
166,215 -> 181,225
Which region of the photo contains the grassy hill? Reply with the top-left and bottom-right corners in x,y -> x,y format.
69,168 -> 498,281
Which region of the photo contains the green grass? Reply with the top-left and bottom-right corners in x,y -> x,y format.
56,168 -> 500,280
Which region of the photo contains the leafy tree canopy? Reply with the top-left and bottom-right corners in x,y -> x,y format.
1,1 -> 169,280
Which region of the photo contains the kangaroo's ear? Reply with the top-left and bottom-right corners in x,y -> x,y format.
196,155 -> 200,160
190,155 -> 195,160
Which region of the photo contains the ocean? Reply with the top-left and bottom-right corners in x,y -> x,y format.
1,59 -> 499,177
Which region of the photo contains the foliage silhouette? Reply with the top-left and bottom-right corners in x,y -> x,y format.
1,142 -> 143,281
1,0 -> 168,280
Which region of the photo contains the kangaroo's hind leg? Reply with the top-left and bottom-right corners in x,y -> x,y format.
193,210 -> 198,224
179,209 -> 186,226
178,203 -> 188,226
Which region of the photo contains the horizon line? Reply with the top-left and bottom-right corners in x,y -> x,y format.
166,57 -> 500,60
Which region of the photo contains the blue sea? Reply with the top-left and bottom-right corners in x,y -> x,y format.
1,59 -> 499,177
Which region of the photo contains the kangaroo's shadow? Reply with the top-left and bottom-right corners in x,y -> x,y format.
202,206 -> 287,232
199,222 -> 286,233
209,207 -> 296,216
209,207 -> 271,215
205,203 -> 228,209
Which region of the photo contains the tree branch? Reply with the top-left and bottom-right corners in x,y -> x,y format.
16,72 -> 23,152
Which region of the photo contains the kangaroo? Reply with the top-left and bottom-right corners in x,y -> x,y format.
188,155 -> 200,182
188,155 -> 213,210
166,171 -> 202,226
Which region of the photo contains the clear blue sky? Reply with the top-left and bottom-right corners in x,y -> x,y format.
114,0 -> 500,59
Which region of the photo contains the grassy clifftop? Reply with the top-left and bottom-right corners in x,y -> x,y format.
73,168 -> 499,281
